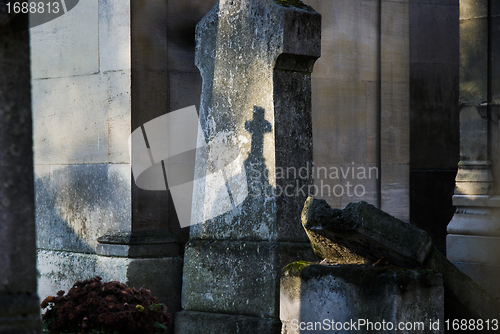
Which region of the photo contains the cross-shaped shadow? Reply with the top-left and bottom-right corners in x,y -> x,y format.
244,106 -> 274,200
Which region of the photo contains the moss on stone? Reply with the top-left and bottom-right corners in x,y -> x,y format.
273,0 -> 313,11
283,261 -> 311,276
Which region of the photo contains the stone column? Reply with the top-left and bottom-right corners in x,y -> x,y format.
447,0 -> 500,299
0,8 -> 41,334
176,1 -> 321,333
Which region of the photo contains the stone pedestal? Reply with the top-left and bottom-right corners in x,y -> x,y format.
0,10 -> 41,334
447,0 -> 500,299
280,264 -> 444,334
177,1 -> 321,333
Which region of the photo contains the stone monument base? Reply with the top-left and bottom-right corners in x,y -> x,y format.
280,263 -> 444,334
177,240 -> 316,334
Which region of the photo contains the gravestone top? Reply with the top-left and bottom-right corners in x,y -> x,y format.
190,0 -> 321,241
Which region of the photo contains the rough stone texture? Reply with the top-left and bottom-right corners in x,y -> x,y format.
182,240 -> 316,318
302,197 -> 500,319
179,2 -> 320,332
0,12 -> 41,333
301,197 -> 433,267
281,264 -> 444,334
189,0 -> 320,241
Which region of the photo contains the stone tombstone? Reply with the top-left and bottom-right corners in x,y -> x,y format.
281,264 -> 444,334
0,7 -> 41,334
177,0 -> 321,332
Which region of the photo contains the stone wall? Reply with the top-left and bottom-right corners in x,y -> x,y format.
32,1 -> 216,332
308,0 -> 410,222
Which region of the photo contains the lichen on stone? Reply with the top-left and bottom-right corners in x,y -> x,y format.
273,0 -> 313,11
283,261 -> 311,276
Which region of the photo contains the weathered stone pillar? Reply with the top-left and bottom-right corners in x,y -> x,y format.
176,1 -> 321,333
0,8 -> 41,334
447,0 -> 500,299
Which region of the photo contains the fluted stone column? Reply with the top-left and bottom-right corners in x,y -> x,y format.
447,0 -> 500,299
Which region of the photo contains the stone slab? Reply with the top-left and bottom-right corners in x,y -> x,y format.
301,197 -> 500,319
280,264 -> 444,334
181,239 -> 316,318
301,198 -> 431,266
174,310 -> 282,334
189,0 -> 320,241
